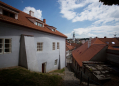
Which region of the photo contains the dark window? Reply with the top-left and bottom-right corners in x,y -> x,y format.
3,10 -> 15,18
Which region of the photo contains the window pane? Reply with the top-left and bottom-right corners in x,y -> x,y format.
0,44 -> 3,48
5,44 -> 10,48
10,13 -> 15,18
54,60 -> 57,65
0,39 -> 3,43
5,39 -> 10,43
5,49 -> 10,52
35,22 -> 37,25
0,49 -> 2,53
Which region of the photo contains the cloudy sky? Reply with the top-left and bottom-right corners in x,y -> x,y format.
1,0 -> 119,38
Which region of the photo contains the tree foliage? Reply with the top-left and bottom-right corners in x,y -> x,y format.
99,0 -> 119,5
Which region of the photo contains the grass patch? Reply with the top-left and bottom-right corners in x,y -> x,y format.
52,68 -> 65,73
0,67 -> 62,86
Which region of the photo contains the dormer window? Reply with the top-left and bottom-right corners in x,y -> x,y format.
106,42 -> 109,44
35,22 -> 43,27
0,5 -> 19,19
3,9 -> 15,18
112,42 -> 115,44
52,29 -> 55,32
45,25 -> 57,32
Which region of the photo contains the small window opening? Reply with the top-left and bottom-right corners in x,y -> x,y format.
3,10 -> 15,18
112,42 -> 115,44
35,22 -> 42,27
54,59 -> 58,65
37,42 -> 43,51
52,42 -> 55,50
106,42 -> 109,44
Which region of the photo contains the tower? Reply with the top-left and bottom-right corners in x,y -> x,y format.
73,32 -> 75,43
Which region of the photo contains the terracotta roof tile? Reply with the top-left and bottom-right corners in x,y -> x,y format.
98,38 -> 119,46
108,46 -> 119,50
0,1 -> 67,38
72,38 -> 106,67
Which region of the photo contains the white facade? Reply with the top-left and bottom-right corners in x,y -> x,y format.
0,21 -> 66,72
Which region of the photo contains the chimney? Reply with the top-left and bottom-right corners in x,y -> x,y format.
43,19 -> 46,24
104,36 -> 106,38
29,10 -> 34,17
88,37 -> 92,48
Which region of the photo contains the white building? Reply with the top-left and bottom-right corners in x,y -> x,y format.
0,1 -> 67,73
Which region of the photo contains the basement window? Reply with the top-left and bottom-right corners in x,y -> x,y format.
112,42 -> 115,44
0,38 -> 12,54
3,9 -> 15,19
37,42 -> 43,51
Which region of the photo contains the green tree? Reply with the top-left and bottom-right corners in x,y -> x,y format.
99,0 -> 119,5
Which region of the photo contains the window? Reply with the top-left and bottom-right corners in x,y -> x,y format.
52,29 -> 55,32
35,22 -> 42,27
112,42 -> 115,44
57,42 -> 59,49
38,23 -> 42,27
106,42 -> 109,44
0,38 -> 12,54
54,59 -> 58,65
52,42 -> 55,50
37,42 -> 43,51
3,10 -> 15,18
0,39 -> 3,54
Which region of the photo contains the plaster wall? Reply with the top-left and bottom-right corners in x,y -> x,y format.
0,21 -> 66,72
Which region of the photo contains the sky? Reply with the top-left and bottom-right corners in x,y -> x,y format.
1,0 -> 119,38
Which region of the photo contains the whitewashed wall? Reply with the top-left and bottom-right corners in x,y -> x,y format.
0,21 -> 66,72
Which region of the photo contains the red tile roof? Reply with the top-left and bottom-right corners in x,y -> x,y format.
72,38 -> 119,67
0,1 -> 67,38
108,46 -> 119,50
66,42 -> 74,51
72,38 -> 107,67
98,38 -> 119,47
71,43 -> 77,47
66,45 -> 74,51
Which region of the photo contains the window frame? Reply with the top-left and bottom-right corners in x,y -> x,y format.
0,38 -> 12,54
37,42 -> 43,51
52,42 -> 55,50
57,42 -> 59,49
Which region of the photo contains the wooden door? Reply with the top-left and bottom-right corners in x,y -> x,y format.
42,63 -> 44,73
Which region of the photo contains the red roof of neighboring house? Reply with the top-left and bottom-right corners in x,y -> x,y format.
72,38 -> 119,67
0,1 -> 67,38
71,43 -> 77,47
66,42 -> 74,51
108,46 -> 119,50
66,45 -> 74,51
72,38 -> 107,67
71,43 -> 82,49
98,38 -> 119,47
